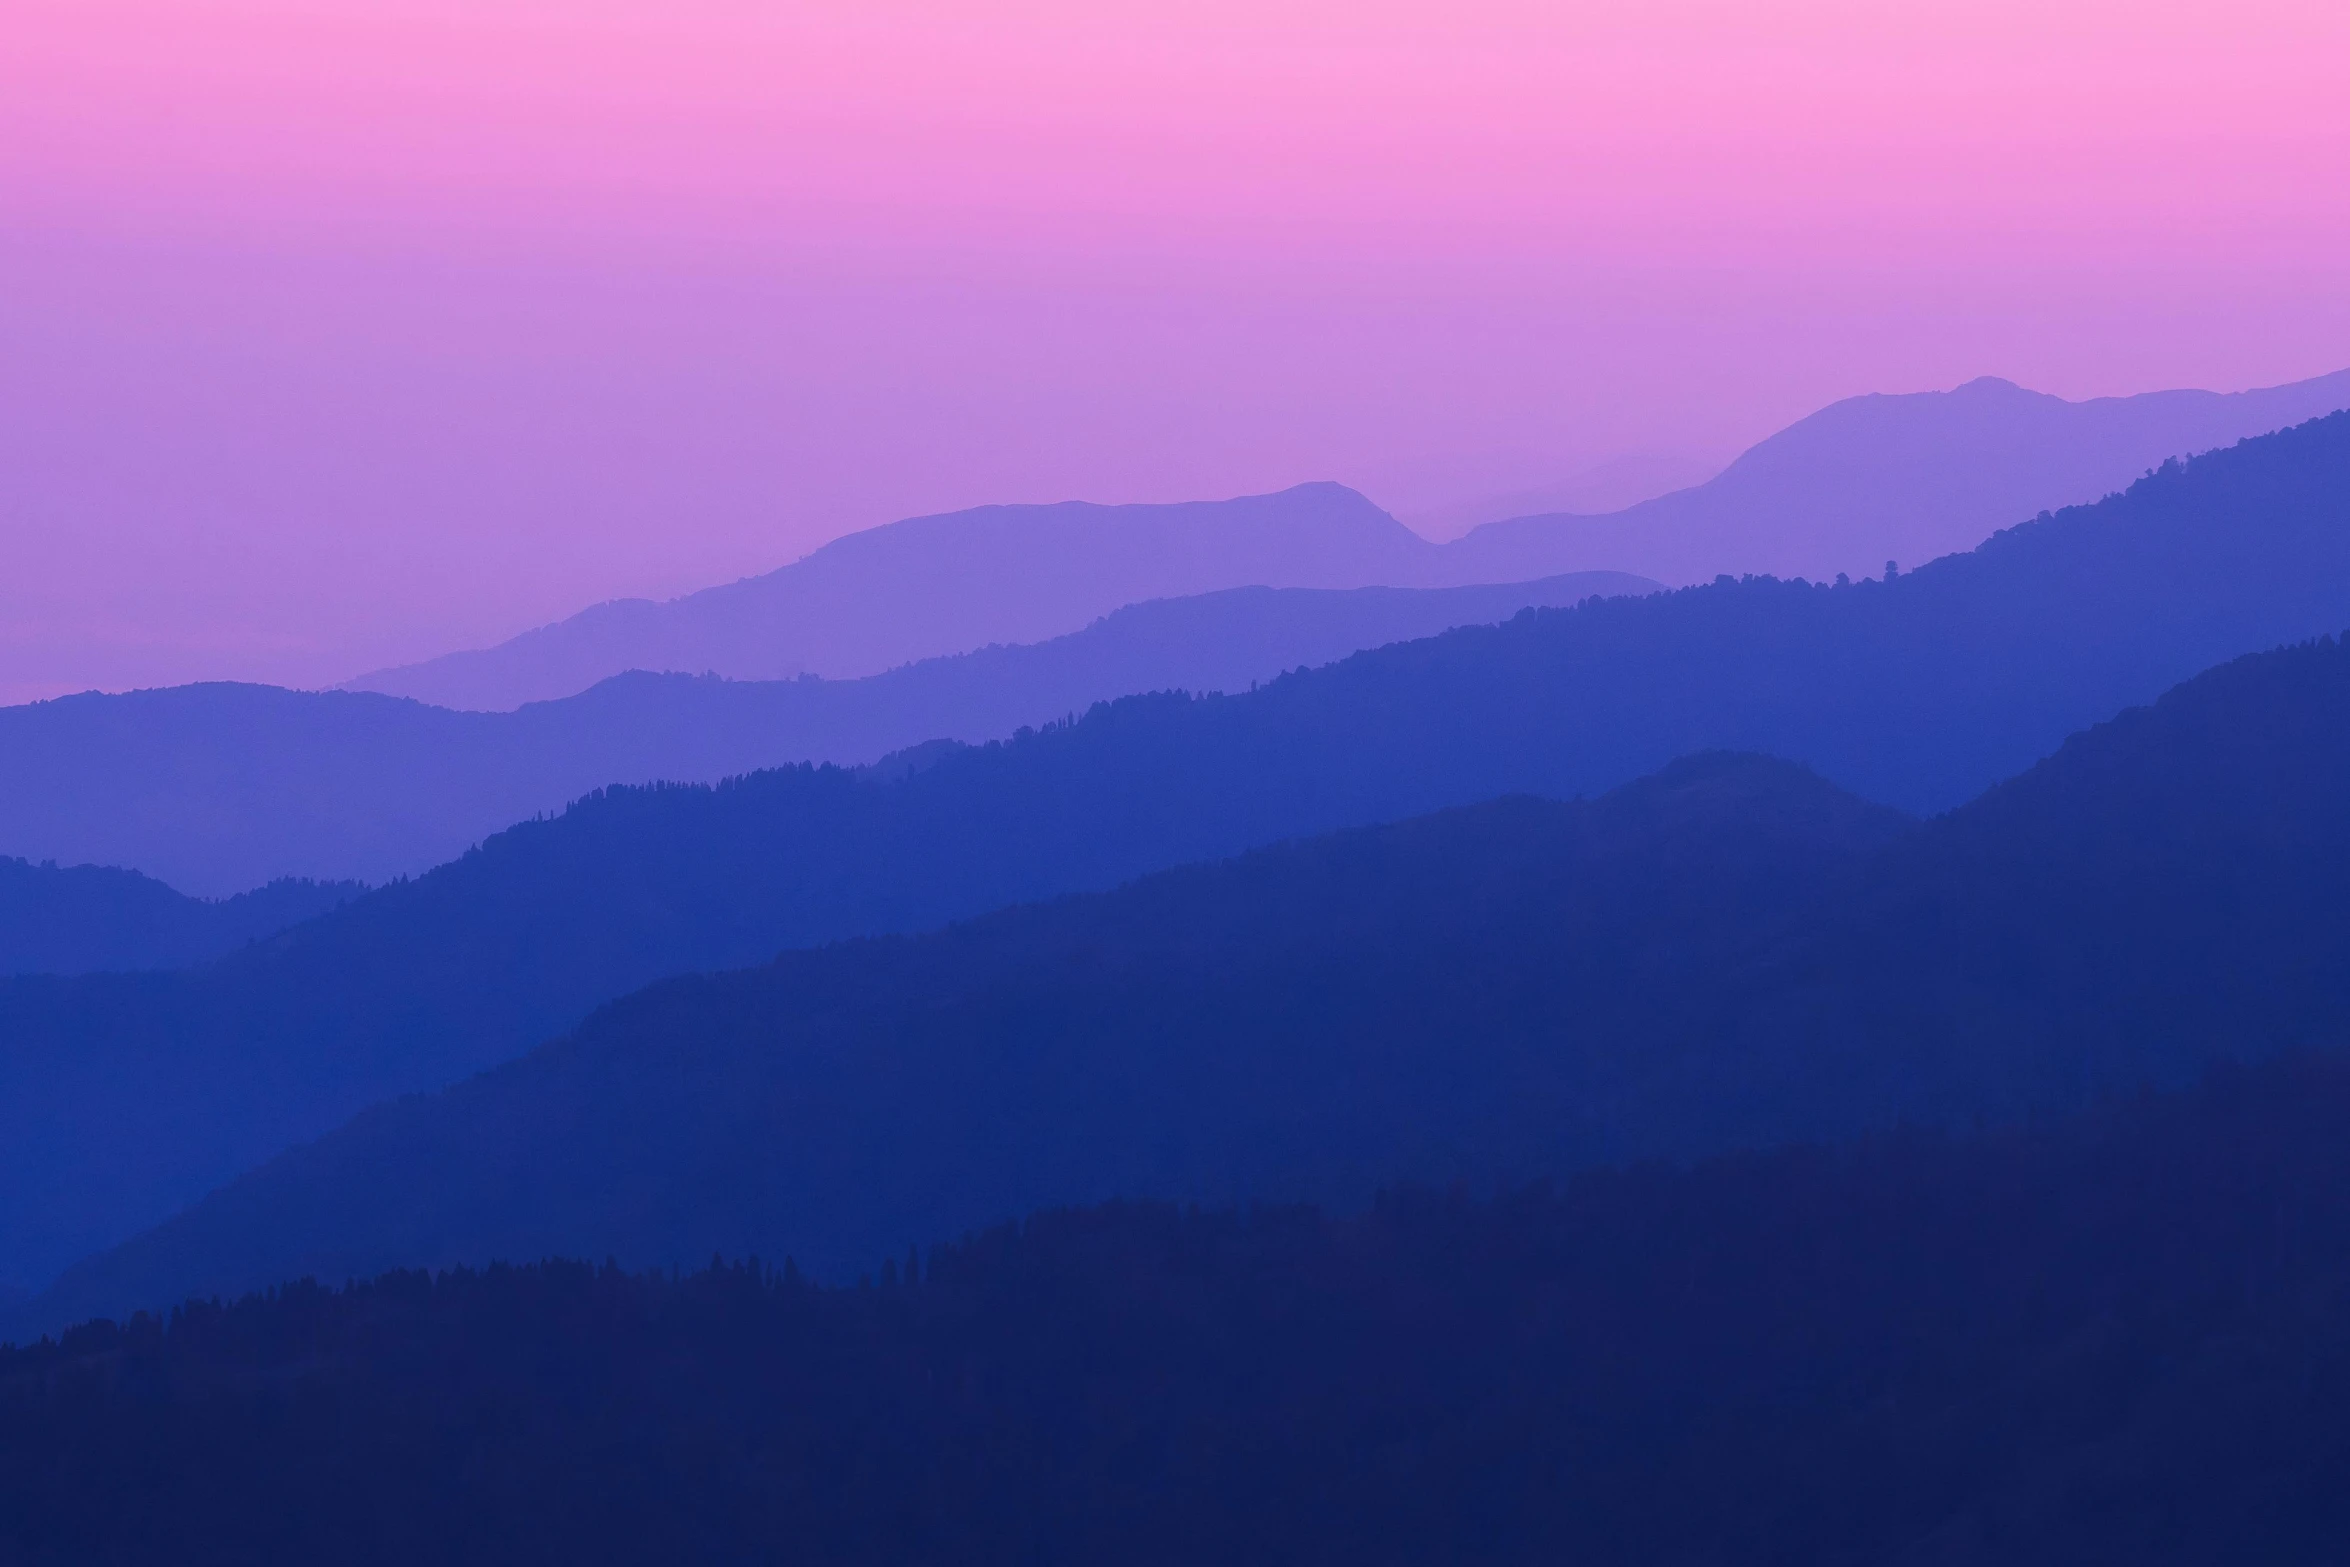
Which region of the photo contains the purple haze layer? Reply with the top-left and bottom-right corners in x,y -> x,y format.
3,1 -> 2348,702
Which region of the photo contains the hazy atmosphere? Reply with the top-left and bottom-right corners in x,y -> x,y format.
6,0 -> 2347,700
6,5 -> 2350,1561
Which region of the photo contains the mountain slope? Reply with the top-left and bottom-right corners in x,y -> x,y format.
4,572 -> 1648,895
1448,367 -> 2350,586
13,1052 -> 2350,1564
32,633 -> 2350,1332
0,861 -> 359,977
20,754 -> 1908,1323
1,414 -> 2347,1294
346,483 -> 1444,710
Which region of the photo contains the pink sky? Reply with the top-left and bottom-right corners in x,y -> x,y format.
4,0 -> 2347,702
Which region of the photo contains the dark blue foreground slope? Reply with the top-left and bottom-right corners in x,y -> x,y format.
11,1052 -> 2350,1565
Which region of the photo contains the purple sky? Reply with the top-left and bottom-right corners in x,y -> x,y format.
4,1 -> 2348,704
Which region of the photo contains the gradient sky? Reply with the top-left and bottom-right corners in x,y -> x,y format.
4,0 -> 2347,702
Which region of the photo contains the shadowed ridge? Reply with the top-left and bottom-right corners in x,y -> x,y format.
29,635 -> 2350,1333
1,412 -> 2347,1299
13,1051 -> 2350,1561
13,748 -> 1908,1332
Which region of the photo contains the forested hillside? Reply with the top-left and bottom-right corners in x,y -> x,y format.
2,413 -> 2345,1302
28,634 -> 2350,1332
10,1051 -> 2350,1565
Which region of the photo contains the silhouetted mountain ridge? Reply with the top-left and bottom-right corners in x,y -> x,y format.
1,411 -> 2346,1298
345,370 -> 2350,708
3,572 -> 1648,894
1448,367 -> 2350,584
348,483 -> 1444,709
15,750 -> 1903,1324
27,631 -> 2350,1330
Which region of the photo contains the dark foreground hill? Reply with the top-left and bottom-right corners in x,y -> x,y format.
0,746 -> 1885,1300
2,415 -> 2347,1297
1,572 -> 1647,894
11,1052 -> 2350,1565
0,861 -> 358,976
30,634 -> 2350,1332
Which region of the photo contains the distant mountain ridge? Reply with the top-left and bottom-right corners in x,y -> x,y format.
0,413 -> 2346,1300
346,369 -> 2350,710
347,483 -> 1441,710
0,572 -> 1650,896
1447,368 -> 2350,585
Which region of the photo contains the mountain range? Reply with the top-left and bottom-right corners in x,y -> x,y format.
25,629 -> 2350,1335
16,389 -> 2350,899
9,366 -> 2350,1563
346,369 -> 2350,710
0,408 -> 2340,1325
0,573 -> 1648,897
1,411 -> 2346,1301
